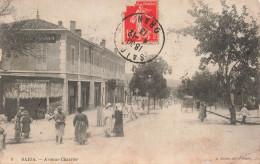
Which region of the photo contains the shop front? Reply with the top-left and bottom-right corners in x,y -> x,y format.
3,77 -> 63,120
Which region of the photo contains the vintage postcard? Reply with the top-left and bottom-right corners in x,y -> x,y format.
0,0 -> 259,163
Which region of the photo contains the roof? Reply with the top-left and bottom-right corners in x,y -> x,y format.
6,19 -> 124,60
11,19 -> 66,30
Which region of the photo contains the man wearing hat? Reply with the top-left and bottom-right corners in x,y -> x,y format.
54,106 -> 66,143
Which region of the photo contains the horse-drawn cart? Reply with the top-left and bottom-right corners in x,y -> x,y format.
181,95 -> 194,112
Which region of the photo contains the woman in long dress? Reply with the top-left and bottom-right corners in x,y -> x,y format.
103,103 -> 114,137
113,103 -> 124,137
198,102 -> 207,122
73,107 -> 88,144
20,110 -> 33,138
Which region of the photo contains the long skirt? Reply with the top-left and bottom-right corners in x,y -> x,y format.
55,123 -> 65,138
113,123 -> 124,137
103,117 -> 114,137
198,109 -> 206,121
74,121 -> 87,144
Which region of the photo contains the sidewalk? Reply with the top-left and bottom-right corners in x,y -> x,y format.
205,107 -> 260,124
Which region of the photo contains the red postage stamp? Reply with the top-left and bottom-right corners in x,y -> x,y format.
124,1 -> 158,43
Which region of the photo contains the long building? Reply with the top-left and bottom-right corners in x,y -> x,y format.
0,14 -> 125,120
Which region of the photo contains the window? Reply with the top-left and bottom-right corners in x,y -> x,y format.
84,48 -> 88,73
35,44 -> 47,70
71,46 -> 75,72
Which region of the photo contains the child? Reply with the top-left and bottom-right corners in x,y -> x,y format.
240,104 -> 250,124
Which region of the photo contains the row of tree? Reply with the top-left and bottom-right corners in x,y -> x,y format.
129,57 -> 172,109
174,70 -> 257,108
175,0 -> 259,124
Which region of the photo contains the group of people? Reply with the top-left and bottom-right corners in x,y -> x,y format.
102,103 -> 124,137
14,107 -> 33,142
50,106 -> 89,145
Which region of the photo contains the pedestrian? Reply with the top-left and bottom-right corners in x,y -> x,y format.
196,101 -> 200,111
14,119 -> 21,143
54,106 -> 66,143
73,107 -> 88,144
142,100 -> 145,110
16,107 -> 25,123
103,103 -> 114,137
198,102 -> 207,122
240,104 -> 250,125
13,108 -> 24,143
0,126 -> 6,152
20,110 -> 33,139
113,103 -> 124,137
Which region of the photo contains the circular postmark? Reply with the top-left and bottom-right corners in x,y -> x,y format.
114,13 -> 165,63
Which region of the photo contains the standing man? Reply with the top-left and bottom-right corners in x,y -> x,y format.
142,100 -> 145,111
54,106 -> 66,143
240,104 -> 250,125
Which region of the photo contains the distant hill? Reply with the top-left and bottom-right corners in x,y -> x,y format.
166,79 -> 181,88
126,73 -> 180,88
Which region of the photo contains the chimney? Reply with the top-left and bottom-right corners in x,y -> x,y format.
58,21 -> 63,27
75,29 -> 82,37
70,21 -> 76,33
100,39 -> 106,47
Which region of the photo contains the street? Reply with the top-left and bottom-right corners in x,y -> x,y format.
1,104 -> 260,164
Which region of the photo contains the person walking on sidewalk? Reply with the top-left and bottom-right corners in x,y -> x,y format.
240,104 -> 250,125
73,107 -> 88,145
198,102 -> 207,122
113,103 -> 124,137
54,106 -> 66,143
20,110 -> 33,139
103,103 -> 114,137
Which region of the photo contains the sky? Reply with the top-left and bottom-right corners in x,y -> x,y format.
0,0 -> 259,80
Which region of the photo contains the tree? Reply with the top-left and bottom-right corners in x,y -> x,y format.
106,79 -> 124,103
129,57 -> 172,109
0,0 -> 39,58
175,70 -> 222,105
178,0 -> 259,124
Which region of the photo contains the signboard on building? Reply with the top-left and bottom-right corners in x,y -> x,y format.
16,33 -> 57,43
4,79 -> 63,99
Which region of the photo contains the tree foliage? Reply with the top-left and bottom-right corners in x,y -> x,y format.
178,0 -> 259,124
129,57 -> 172,99
175,71 -> 222,105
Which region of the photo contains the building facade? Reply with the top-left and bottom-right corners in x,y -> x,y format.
0,17 -> 125,120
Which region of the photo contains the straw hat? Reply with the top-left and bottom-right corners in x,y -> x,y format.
106,103 -> 112,109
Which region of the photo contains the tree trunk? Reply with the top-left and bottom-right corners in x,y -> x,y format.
226,86 -> 236,124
